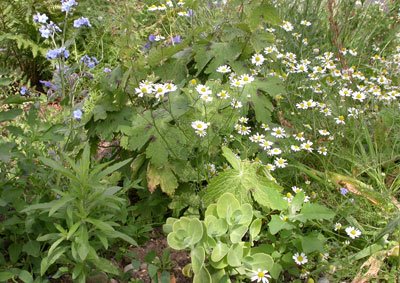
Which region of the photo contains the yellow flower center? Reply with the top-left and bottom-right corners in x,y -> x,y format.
258,272 -> 264,278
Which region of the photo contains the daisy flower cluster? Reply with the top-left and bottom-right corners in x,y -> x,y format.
134,80 -> 177,100
222,16 -> 400,174
147,0 -> 192,17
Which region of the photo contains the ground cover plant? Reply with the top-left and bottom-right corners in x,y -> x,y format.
1,0 -> 400,282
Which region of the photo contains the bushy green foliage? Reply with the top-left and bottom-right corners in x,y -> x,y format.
22,144 -> 136,281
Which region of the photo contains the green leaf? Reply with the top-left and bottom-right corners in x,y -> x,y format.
204,42 -> 242,75
111,231 -> 138,246
22,241 -> 40,257
245,2 -> 281,31
8,243 -> 22,264
217,193 -> 240,220
227,243 -> 243,267
230,225 -> 248,243
203,158 -> 287,210
48,237 -> 65,257
301,234 -> 325,253
268,215 -> 295,235
193,267 -> 211,283
21,202 -> 54,213
147,164 -> 178,196
222,146 -> 241,170
191,246 -> 205,274
49,196 -> 74,216
39,157 -> 78,182
292,203 -> 335,222
350,244 -> 384,261
205,216 -> 228,237
72,264 -> 83,280
86,218 -> 115,232
375,213 -> 400,240
243,253 -> 274,271
211,242 -> 229,262
0,272 -> 14,281
18,270 -> 33,283
249,219 -> 262,241
67,222 -> 82,240
95,158 -> 133,180
91,257 -> 120,275
0,108 -> 23,122
289,192 -> 305,215
41,247 -> 68,275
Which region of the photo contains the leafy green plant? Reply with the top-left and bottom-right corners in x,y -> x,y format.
21,144 -> 136,282
165,192 -> 279,282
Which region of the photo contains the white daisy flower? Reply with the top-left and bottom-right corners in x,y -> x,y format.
251,53 -> 265,66
251,269 -> 271,283
293,252 -> 308,265
196,84 -> 212,95
274,157 -> 288,168
217,90 -> 230,99
334,223 -> 342,231
191,120 -> 209,137
345,226 -> 361,239
216,65 -> 231,73
271,127 -> 286,138
281,21 -> 294,32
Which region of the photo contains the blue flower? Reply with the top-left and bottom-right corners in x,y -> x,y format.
148,34 -> 156,42
20,86 -> 28,95
61,0 -> 78,12
172,35 -> 182,44
73,109 -> 83,120
73,17 -> 91,28
33,13 -> 48,24
103,67 -> 112,73
80,55 -> 99,68
40,80 -> 58,90
143,42 -> 151,50
187,9 -> 194,17
46,47 -> 70,60
340,187 -> 349,196
39,22 -> 61,38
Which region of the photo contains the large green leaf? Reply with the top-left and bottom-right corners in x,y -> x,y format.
203,164 -> 286,209
291,203 -> 335,222
203,150 -> 287,210
0,108 -> 23,122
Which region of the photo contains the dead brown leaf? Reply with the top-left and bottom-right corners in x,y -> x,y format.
352,252 -> 385,283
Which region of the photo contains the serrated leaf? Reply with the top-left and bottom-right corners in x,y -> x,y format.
146,138 -> 168,166
292,203 -> 335,222
268,215 -> 295,235
203,159 -> 286,210
147,164 -> 178,195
